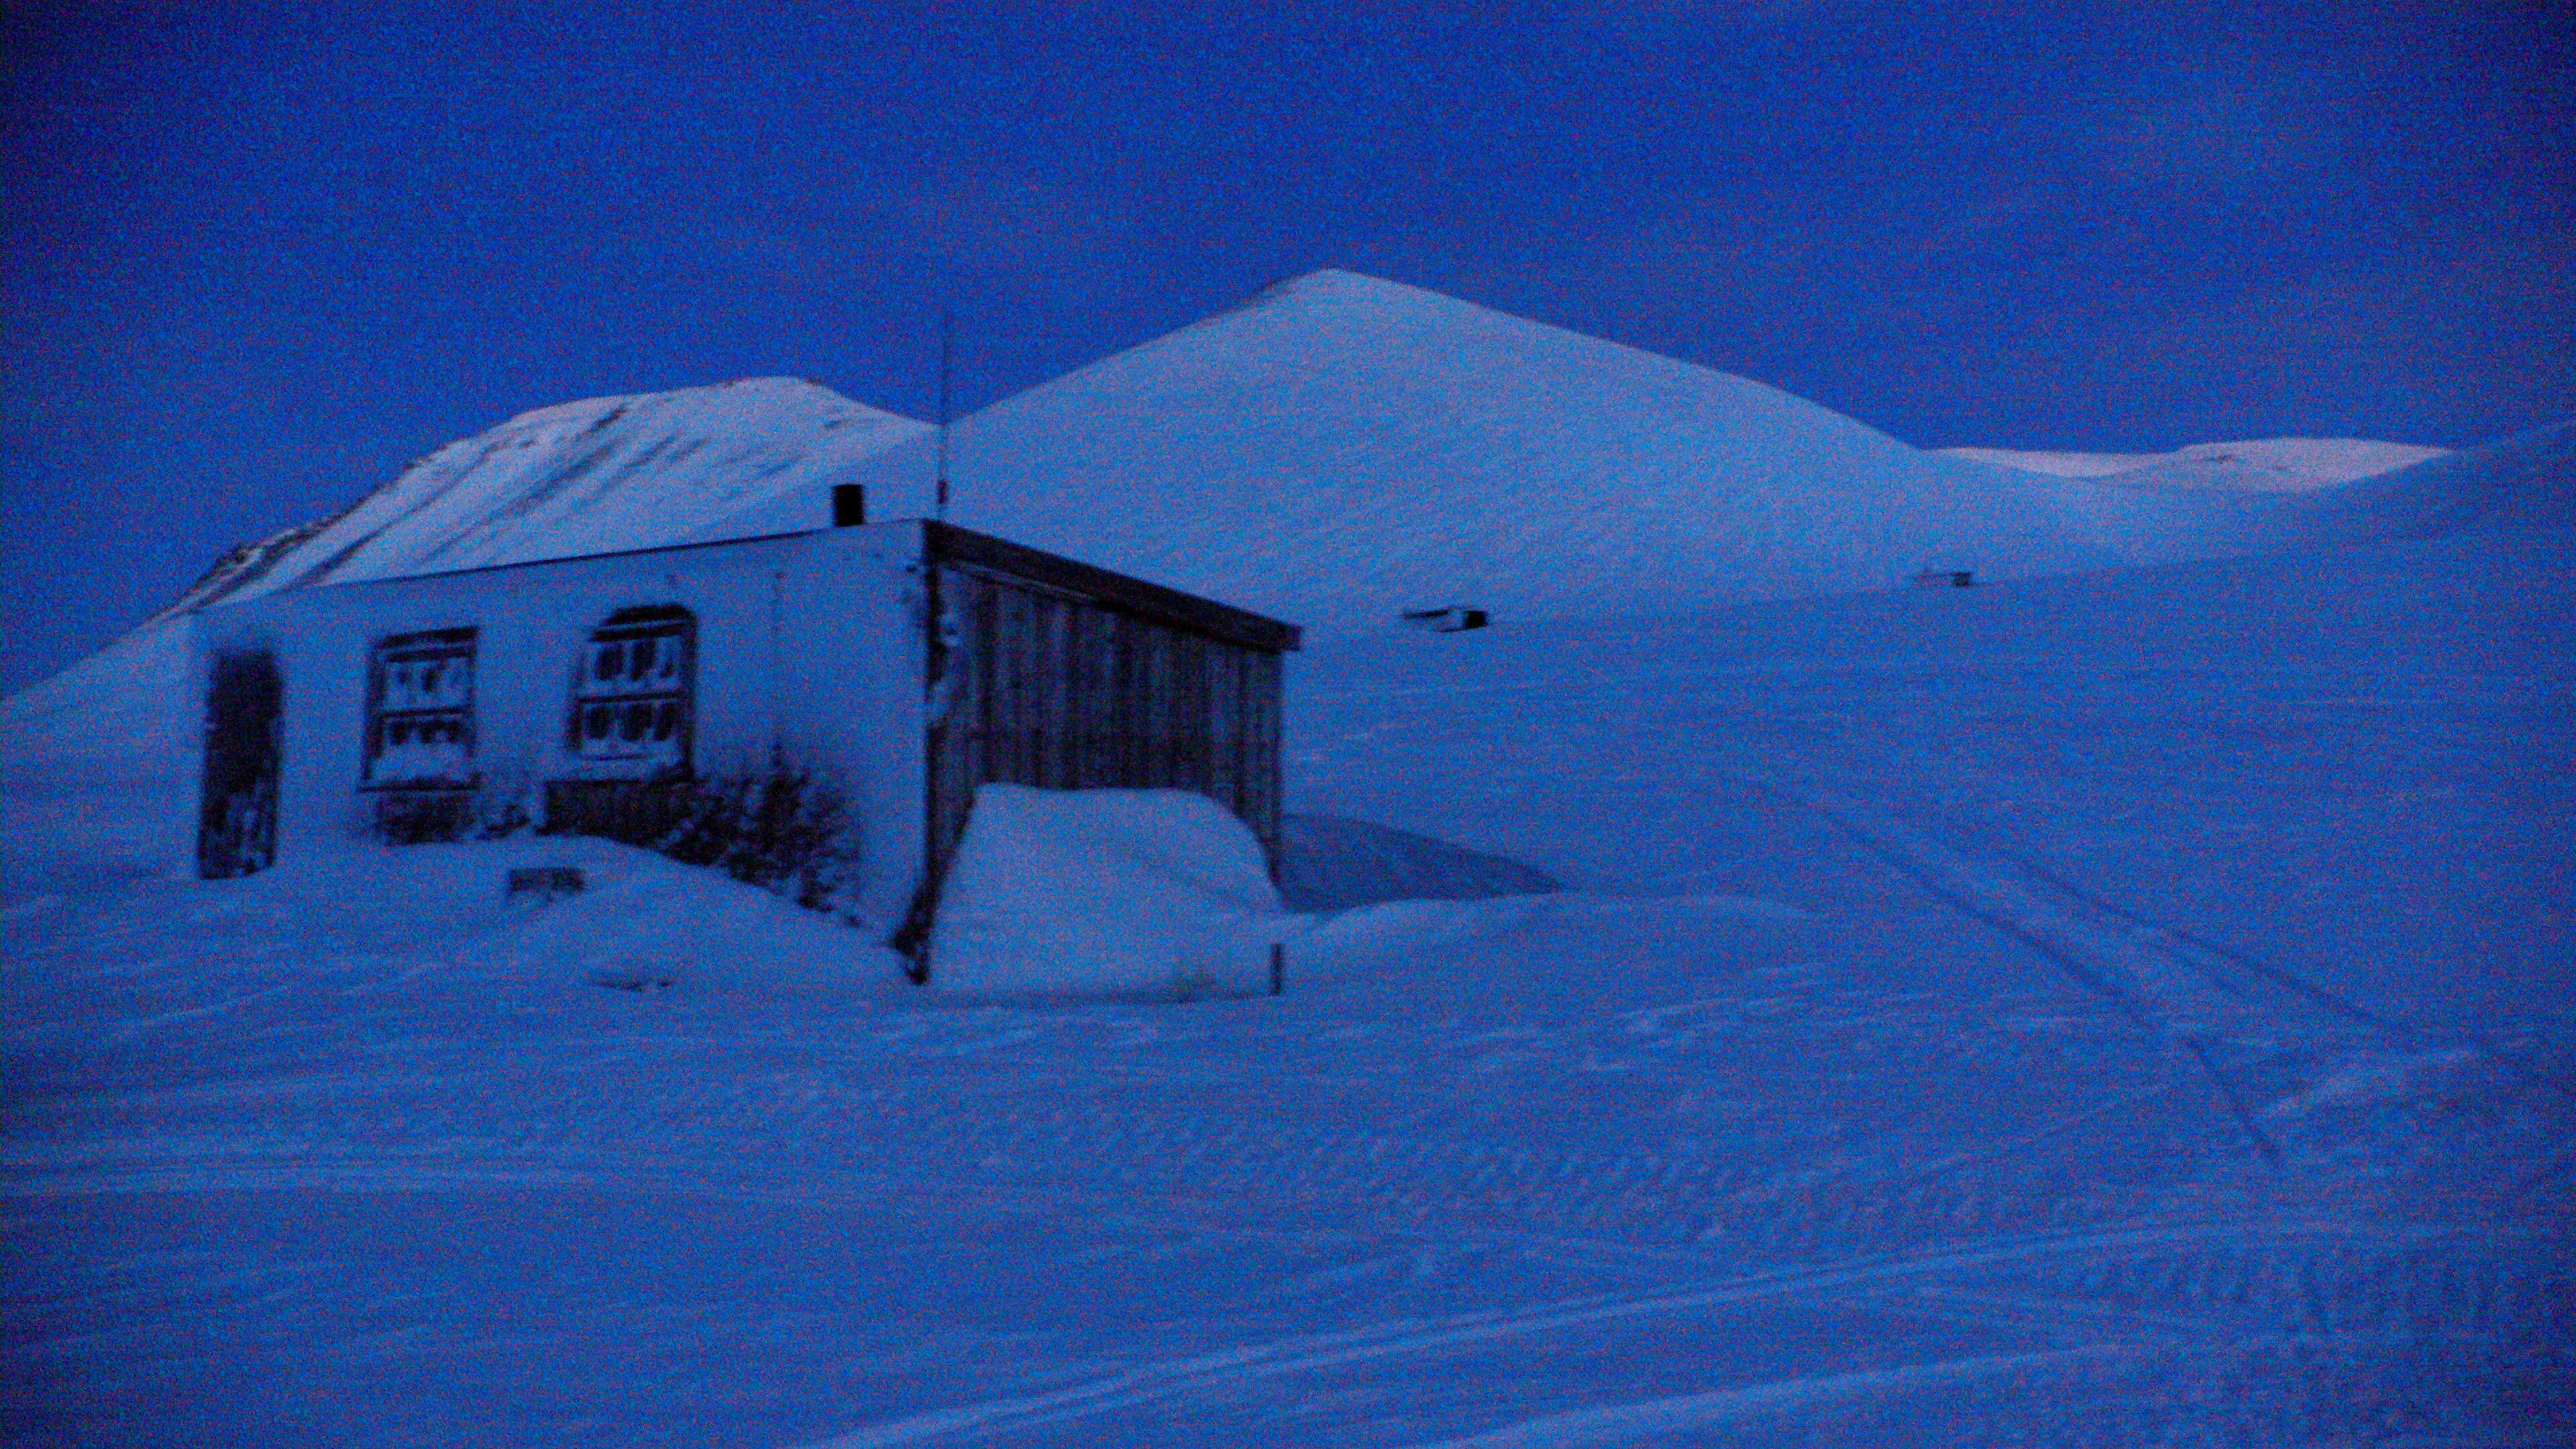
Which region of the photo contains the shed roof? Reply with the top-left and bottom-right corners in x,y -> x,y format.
926,522 -> 1299,653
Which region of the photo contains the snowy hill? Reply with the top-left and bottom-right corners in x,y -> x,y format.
187,376 -> 928,608
712,271 -> 2190,630
15,276 -> 2484,706
12,278 -> 2513,714
1941,437 -> 2449,493
2274,415 -> 2576,540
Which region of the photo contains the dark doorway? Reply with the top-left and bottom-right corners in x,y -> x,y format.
198,649 -> 283,879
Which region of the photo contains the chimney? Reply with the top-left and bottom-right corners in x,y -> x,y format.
832,484 -> 866,527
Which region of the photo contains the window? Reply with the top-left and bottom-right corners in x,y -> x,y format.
365,628 -> 478,788
568,605 -> 694,775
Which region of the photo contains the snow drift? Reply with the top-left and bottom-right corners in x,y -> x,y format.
927,785 -> 1291,1000
0,616 -> 198,881
1277,812 -> 1560,912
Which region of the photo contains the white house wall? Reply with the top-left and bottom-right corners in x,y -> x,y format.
781,524 -> 933,935
189,523 -> 932,941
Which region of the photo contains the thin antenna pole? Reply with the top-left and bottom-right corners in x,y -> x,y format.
935,304 -> 954,518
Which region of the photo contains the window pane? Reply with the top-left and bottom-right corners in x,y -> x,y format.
571,614 -> 690,769
368,631 -> 477,788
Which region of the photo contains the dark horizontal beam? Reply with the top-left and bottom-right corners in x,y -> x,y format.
922,521 -> 1302,653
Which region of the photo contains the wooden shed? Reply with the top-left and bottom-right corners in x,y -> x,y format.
900,522 -> 1297,955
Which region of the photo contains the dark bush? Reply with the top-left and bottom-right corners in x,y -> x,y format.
544,767 -> 855,915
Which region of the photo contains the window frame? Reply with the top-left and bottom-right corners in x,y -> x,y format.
361,626 -> 481,792
564,604 -> 697,780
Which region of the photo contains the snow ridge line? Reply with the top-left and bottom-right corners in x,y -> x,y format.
801,1220 -> 2469,1447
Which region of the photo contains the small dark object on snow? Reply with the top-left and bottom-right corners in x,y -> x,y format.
590,971 -> 674,993
1912,568 -> 1976,588
831,482 -> 866,527
507,865 -> 586,904
1401,606 -> 1489,633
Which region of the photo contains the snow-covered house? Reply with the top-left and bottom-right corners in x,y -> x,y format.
180,380 -> 1299,959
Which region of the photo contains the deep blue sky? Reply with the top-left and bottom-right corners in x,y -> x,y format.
4,2 -> 2569,693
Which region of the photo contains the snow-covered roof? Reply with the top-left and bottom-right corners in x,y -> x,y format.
193,377 -> 930,608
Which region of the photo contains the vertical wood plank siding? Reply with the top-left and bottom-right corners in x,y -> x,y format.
924,563 -> 1287,898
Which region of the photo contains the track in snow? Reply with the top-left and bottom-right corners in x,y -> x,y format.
806,1219 -> 2563,1447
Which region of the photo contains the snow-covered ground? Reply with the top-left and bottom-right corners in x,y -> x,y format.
6,433 -> 2570,1444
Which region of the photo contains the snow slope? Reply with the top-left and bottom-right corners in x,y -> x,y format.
5,424 -> 2569,1444
1943,438 -> 2449,492
194,377 -> 928,607
1277,813 -> 1560,913
13,276 -> 2443,720
0,616 -> 197,885
712,272 -> 2228,631
2271,415 -> 2576,543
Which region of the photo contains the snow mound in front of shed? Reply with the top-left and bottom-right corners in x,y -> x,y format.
197,377 -> 928,606
928,785 -> 1293,1000
446,836 -> 911,999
